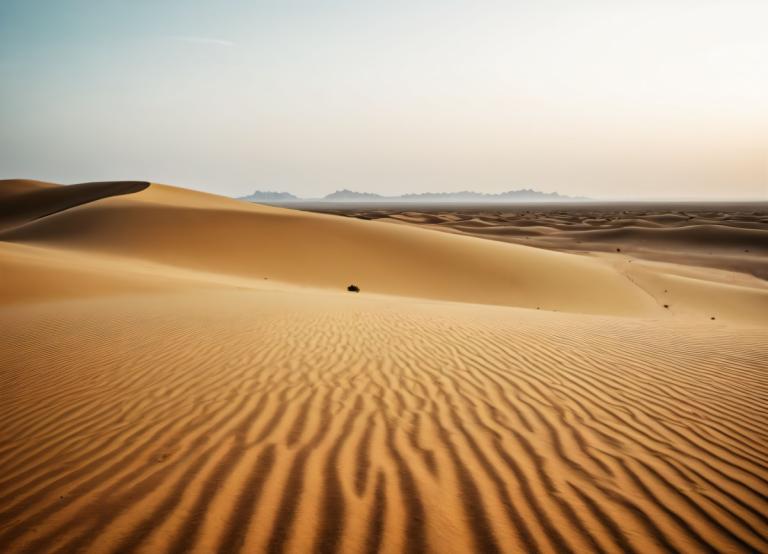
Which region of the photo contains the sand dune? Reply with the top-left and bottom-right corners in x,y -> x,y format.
1,182 -> 660,316
1,181 -> 767,553
0,179 -> 149,232
315,203 -> 768,279
0,179 -> 58,200
3,182 -> 766,321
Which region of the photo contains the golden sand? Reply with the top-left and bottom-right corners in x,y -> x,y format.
1,180 -> 766,553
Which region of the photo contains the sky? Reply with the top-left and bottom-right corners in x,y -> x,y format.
1,0 -> 766,200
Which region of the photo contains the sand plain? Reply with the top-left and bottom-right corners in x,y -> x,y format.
1,180 -> 767,553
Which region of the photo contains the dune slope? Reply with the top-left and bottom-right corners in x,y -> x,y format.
324,204 -> 768,279
1,183 -> 658,316
3,182 -> 766,321
1,181 -> 767,553
0,179 -> 149,232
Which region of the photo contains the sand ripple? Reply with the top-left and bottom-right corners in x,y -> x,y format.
1,291 -> 766,553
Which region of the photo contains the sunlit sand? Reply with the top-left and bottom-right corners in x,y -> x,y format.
1,180 -> 766,553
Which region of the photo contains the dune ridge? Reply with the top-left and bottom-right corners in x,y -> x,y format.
0,179 -> 58,200
1,181 -> 766,553
0,179 -> 150,232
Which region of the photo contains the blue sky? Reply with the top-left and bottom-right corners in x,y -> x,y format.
1,0 -> 766,199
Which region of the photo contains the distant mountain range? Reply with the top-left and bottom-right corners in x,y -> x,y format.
238,191 -> 301,202
240,188 -> 586,203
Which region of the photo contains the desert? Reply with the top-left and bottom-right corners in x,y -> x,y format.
1,179 -> 766,553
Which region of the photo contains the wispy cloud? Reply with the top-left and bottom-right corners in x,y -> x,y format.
170,36 -> 235,47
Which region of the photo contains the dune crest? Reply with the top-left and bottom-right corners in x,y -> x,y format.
0,179 -> 58,200
0,179 -> 149,232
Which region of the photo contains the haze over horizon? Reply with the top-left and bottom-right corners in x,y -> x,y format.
1,0 -> 766,200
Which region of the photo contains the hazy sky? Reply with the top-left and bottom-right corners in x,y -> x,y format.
1,0 -> 766,199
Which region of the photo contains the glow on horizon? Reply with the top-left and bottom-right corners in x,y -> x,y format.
0,0 -> 766,200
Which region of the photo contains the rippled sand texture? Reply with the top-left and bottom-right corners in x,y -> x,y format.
1,180 -> 767,553
2,294 -> 767,553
